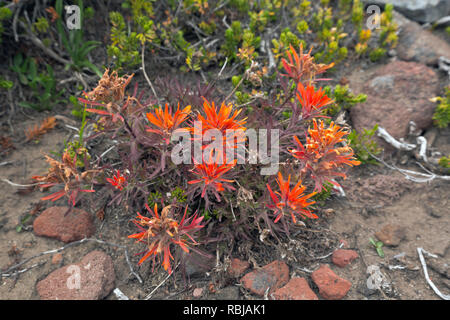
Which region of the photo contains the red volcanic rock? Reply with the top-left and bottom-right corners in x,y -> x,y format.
311,265 -> 351,300
33,206 -> 95,243
349,61 -> 439,153
228,258 -> 250,278
332,249 -> 359,268
37,250 -> 115,300
240,260 -> 289,296
272,277 -> 318,300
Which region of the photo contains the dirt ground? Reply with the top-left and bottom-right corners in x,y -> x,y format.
0,103 -> 448,300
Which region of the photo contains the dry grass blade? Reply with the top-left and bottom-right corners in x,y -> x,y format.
25,117 -> 57,142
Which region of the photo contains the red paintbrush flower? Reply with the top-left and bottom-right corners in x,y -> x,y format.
266,172 -> 317,224
289,119 -> 361,192
106,170 -> 127,191
296,83 -> 333,120
128,204 -> 204,273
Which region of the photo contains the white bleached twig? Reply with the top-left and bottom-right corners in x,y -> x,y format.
376,127 -> 416,151
1,178 -> 41,187
417,247 -> 450,300
416,136 -> 428,163
365,148 -> 450,183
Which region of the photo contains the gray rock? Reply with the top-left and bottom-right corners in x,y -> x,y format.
393,11 -> 450,66
363,0 -> 450,23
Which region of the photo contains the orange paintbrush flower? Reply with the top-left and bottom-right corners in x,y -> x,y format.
289,119 -> 361,192
128,204 -> 204,273
296,83 -> 333,120
195,98 -> 247,134
191,98 -> 247,163
188,152 -> 237,202
266,172 -> 317,224
146,103 -> 191,144
281,44 -> 334,83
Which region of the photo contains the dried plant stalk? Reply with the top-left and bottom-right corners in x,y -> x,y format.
25,117 -> 57,142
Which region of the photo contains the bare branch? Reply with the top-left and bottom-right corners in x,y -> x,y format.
376,127 -> 416,151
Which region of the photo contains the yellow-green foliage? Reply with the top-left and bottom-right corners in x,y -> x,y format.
33,17 -> 50,34
348,124 -> 382,165
0,6 -> 12,43
432,88 -> 450,129
438,155 -> 450,169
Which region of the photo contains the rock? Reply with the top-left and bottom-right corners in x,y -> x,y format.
375,224 -> 407,246
228,258 -> 250,278
240,260 -> 290,296
362,0 -> 450,23
393,11 -> 450,65
349,61 -> 439,151
311,265 -> 351,300
51,253 -> 63,265
271,278 -> 318,300
36,250 -> 115,300
33,206 -> 95,243
332,249 -> 359,268
184,251 -> 215,277
193,287 -> 204,298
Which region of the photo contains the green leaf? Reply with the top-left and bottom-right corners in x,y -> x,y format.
13,52 -> 23,68
376,247 -> 385,258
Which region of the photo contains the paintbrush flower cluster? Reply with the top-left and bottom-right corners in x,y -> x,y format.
265,44 -> 359,226
129,204 -> 204,272
33,44 -> 360,274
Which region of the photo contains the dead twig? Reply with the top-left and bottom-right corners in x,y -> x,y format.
417,247 -> 450,300
1,262 -> 45,279
376,126 -> 416,151
0,178 -> 41,188
144,262 -> 180,300
365,148 -> 450,183
141,43 -> 159,103
18,21 -> 71,65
